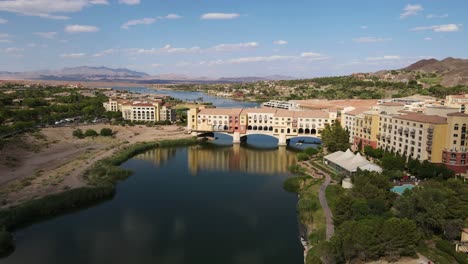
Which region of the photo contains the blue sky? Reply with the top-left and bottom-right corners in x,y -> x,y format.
0,0 -> 467,77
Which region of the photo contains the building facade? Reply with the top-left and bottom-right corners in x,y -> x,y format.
442,113 -> 468,173
103,98 -> 176,123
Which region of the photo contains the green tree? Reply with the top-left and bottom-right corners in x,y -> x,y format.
304,147 -> 319,156
297,152 -> 309,161
84,129 -> 98,137
100,128 -> 113,137
321,121 -> 350,153
72,129 -> 84,138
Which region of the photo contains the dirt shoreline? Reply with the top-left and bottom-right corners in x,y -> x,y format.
0,124 -> 191,208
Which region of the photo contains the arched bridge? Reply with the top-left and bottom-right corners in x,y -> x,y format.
193,127 -> 321,146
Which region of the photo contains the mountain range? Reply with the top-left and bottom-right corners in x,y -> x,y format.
0,66 -> 296,84
402,57 -> 468,87
1,58 -> 467,86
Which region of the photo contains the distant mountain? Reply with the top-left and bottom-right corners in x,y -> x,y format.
0,66 -> 149,81
0,66 -> 297,83
402,57 -> 468,87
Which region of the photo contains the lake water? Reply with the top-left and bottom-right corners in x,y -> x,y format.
112,86 -> 259,108
3,145 -> 304,264
2,88 -> 314,264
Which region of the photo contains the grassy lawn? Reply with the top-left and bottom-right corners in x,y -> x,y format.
301,181 -> 327,245
309,160 -> 340,182
419,77 -> 442,85
325,184 -> 343,213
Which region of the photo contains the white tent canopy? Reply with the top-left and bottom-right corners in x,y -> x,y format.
324,149 -> 382,174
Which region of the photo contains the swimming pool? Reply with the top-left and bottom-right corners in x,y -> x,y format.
391,184 -> 415,195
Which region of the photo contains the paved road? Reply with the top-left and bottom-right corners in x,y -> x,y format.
318,172 -> 334,240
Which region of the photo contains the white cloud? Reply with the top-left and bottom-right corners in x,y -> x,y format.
0,0 -> 105,20
34,31 -> 57,39
161,14 -> 182,20
93,48 -> 117,57
360,25 -> 368,30
273,40 -> 288,45
300,52 -> 322,58
0,18 -> 7,24
128,44 -> 201,55
121,18 -> 156,29
200,52 -> 328,65
211,42 -> 258,52
411,24 -> 461,32
352,37 -> 392,43
1,47 -> 23,53
119,0 -> 140,5
201,13 -> 240,20
426,14 -> 448,19
89,0 -> 108,4
366,55 -> 401,61
400,4 -> 423,19
0,33 -> 11,43
424,37 -> 432,41
65,24 -> 99,33
151,63 -> 162,68
61,53 -> 85,58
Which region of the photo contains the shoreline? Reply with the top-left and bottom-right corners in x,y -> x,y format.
0,135 -> 200,258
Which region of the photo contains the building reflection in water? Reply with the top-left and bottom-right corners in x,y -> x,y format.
133,144 -> 297,176
187,144 -> 297,176
133,147 -> 178,167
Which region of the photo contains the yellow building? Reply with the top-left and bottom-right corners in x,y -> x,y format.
103,98 -> 166,122
377,113 -> 447,162
352,109 -> 380,151
442,112 -> 468,173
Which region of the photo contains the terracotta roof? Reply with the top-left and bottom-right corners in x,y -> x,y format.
394,113 -> 447,124
293,99 -> 378,110
198,108 -> 244,116
447,112 -> 468,117
380,102 -> 406,106
132,103 -> 155,107
242,108 -> 278,114
274,110 -> 295,118
344,107 -> 371,116
294,110 -> 329,118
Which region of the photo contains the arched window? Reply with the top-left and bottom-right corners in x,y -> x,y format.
298,128 -> 304,134
311,129 -> 317,135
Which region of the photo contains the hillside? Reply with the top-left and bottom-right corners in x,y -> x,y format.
402,57 -> 468,87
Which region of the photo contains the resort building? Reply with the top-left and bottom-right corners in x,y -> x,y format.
352,109 -> 380,151
159,105 -> 177,122
262,100 -> 299,110
442,113 -> 468,173
341,107 -> 370,143
377,113 -> 448,163
445,94 -> 468,113
187,107 -> 337,144
103,98 -> 176,123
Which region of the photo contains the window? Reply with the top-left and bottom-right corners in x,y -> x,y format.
454,140 -> 457,145
454,134 -> 459,137
454,124 -> 459,130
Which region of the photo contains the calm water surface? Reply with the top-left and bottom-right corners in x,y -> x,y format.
112,86 -> 259,108
3,144 -> 304,264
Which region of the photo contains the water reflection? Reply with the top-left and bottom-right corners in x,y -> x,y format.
135,145 -> 296,175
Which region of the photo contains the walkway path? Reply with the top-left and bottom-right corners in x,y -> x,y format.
298,160 -> 335,240
319,172 -> 334,240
